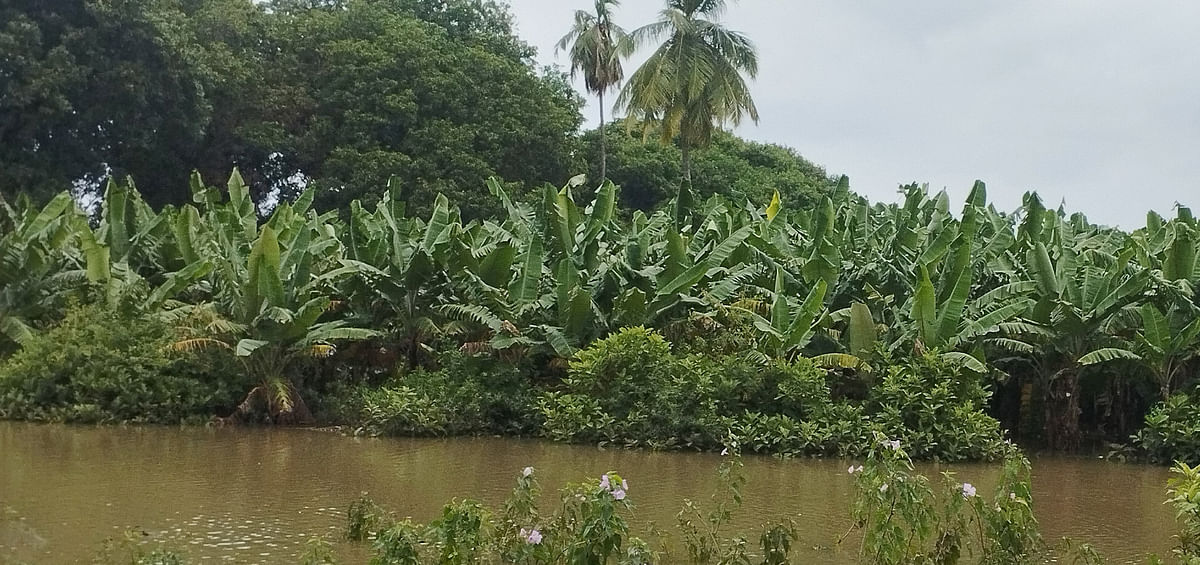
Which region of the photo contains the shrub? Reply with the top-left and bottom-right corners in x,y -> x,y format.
0,305 -> 241,424
728,402 -> 875,458
713,356 -> 831,418
565,326 -> 675,418
346,468 -> 655,565
544,328 -> 723,449
846,435 -> 1042,565
869,353 -> 1007,461
429,500 -> 489,565
344,352 -> 537,437
1166,462 -> 1200,562
538,392 -> 615,443
1136,392 -> 1200,464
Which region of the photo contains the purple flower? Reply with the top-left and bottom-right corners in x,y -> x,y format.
525,528 -> 542,545
962,483 -> 977,498
522,466 -> 534,477
612,489 -> 626,501
599,474 -> 610,490
885,439 -> 901,451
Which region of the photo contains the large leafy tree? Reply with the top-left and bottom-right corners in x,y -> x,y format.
556,0 -> 634,181
617,0 -> 759,184
0,0 -> 226,207
255,0 -> 583,218
580,128 -> 834,211
1,0 -> 581,218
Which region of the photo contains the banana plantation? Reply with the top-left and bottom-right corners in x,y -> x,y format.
2,170 -> 1198,459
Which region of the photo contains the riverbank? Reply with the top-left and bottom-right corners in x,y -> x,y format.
0,421 -> 1176,564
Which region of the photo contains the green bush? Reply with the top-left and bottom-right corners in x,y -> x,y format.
344,352 -> 537,437
848,435 -> 1041,565
1166,462 -> 1200,561
542,331 -> 1006,459
543,328 -> 723,449
539,392 -> 616,443
1136,392 -> 1200,464
565,326 -> 676,418
713,356 -> 830,419
0,305 -> 241,424
728,403 -> 875,458
869,353 -> 1007,461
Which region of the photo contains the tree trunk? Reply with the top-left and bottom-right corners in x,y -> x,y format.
1044,366 -> 1082,451
219,381 -> 314,426
599,91 -> 607,182
681,143 -> 692,183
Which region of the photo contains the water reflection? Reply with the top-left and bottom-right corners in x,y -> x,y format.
0,422 -> 1174,563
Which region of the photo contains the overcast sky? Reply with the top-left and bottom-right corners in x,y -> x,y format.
507,0 -> 1199,227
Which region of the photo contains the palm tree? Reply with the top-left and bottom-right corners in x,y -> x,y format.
556,0 -> 634,181
618,0 -> 759,183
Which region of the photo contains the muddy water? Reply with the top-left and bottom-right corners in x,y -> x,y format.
0,422 -> 1175,564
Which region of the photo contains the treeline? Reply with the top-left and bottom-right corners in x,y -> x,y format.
0,0 -> 831,218
1,171 -> 1198,461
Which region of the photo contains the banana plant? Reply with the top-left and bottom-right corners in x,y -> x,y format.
0,192 -> 78,351
70,179 -> 214,313
734,267 -> 828,359
343,186 -> 460,367
857,182 -> 1033,373
1016,192 -> 1151,450
1128,303 -> 1200,400
174,181 -> 375,423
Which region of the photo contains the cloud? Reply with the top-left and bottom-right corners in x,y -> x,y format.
509,0 -> 1200,227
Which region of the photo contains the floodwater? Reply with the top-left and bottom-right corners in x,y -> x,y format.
0,422 -> 1176,564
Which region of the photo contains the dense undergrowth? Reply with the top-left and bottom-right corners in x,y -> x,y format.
0,304 -> 243,424
334,327 -> 1006,461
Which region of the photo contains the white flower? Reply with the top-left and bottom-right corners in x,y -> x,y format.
848,465 -> 864,474
879,483 -> 889,493
522,467 -> 534,477
721,447 -> 730,456
962,483 -> 977,498
525,529 -> 542,544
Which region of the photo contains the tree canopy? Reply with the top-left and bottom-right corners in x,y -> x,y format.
0,0 -> 583,217
580,126 -> 835,212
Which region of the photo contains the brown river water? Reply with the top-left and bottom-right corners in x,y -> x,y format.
0,422 -> 1176,564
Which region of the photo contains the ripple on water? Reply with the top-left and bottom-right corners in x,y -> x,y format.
0,422 -> 1178,564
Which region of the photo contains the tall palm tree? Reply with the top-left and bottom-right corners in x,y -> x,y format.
618,0 -> 759,183
556,0 -> 634,181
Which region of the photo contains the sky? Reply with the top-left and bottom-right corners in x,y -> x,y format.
506,0 -> 1200,228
